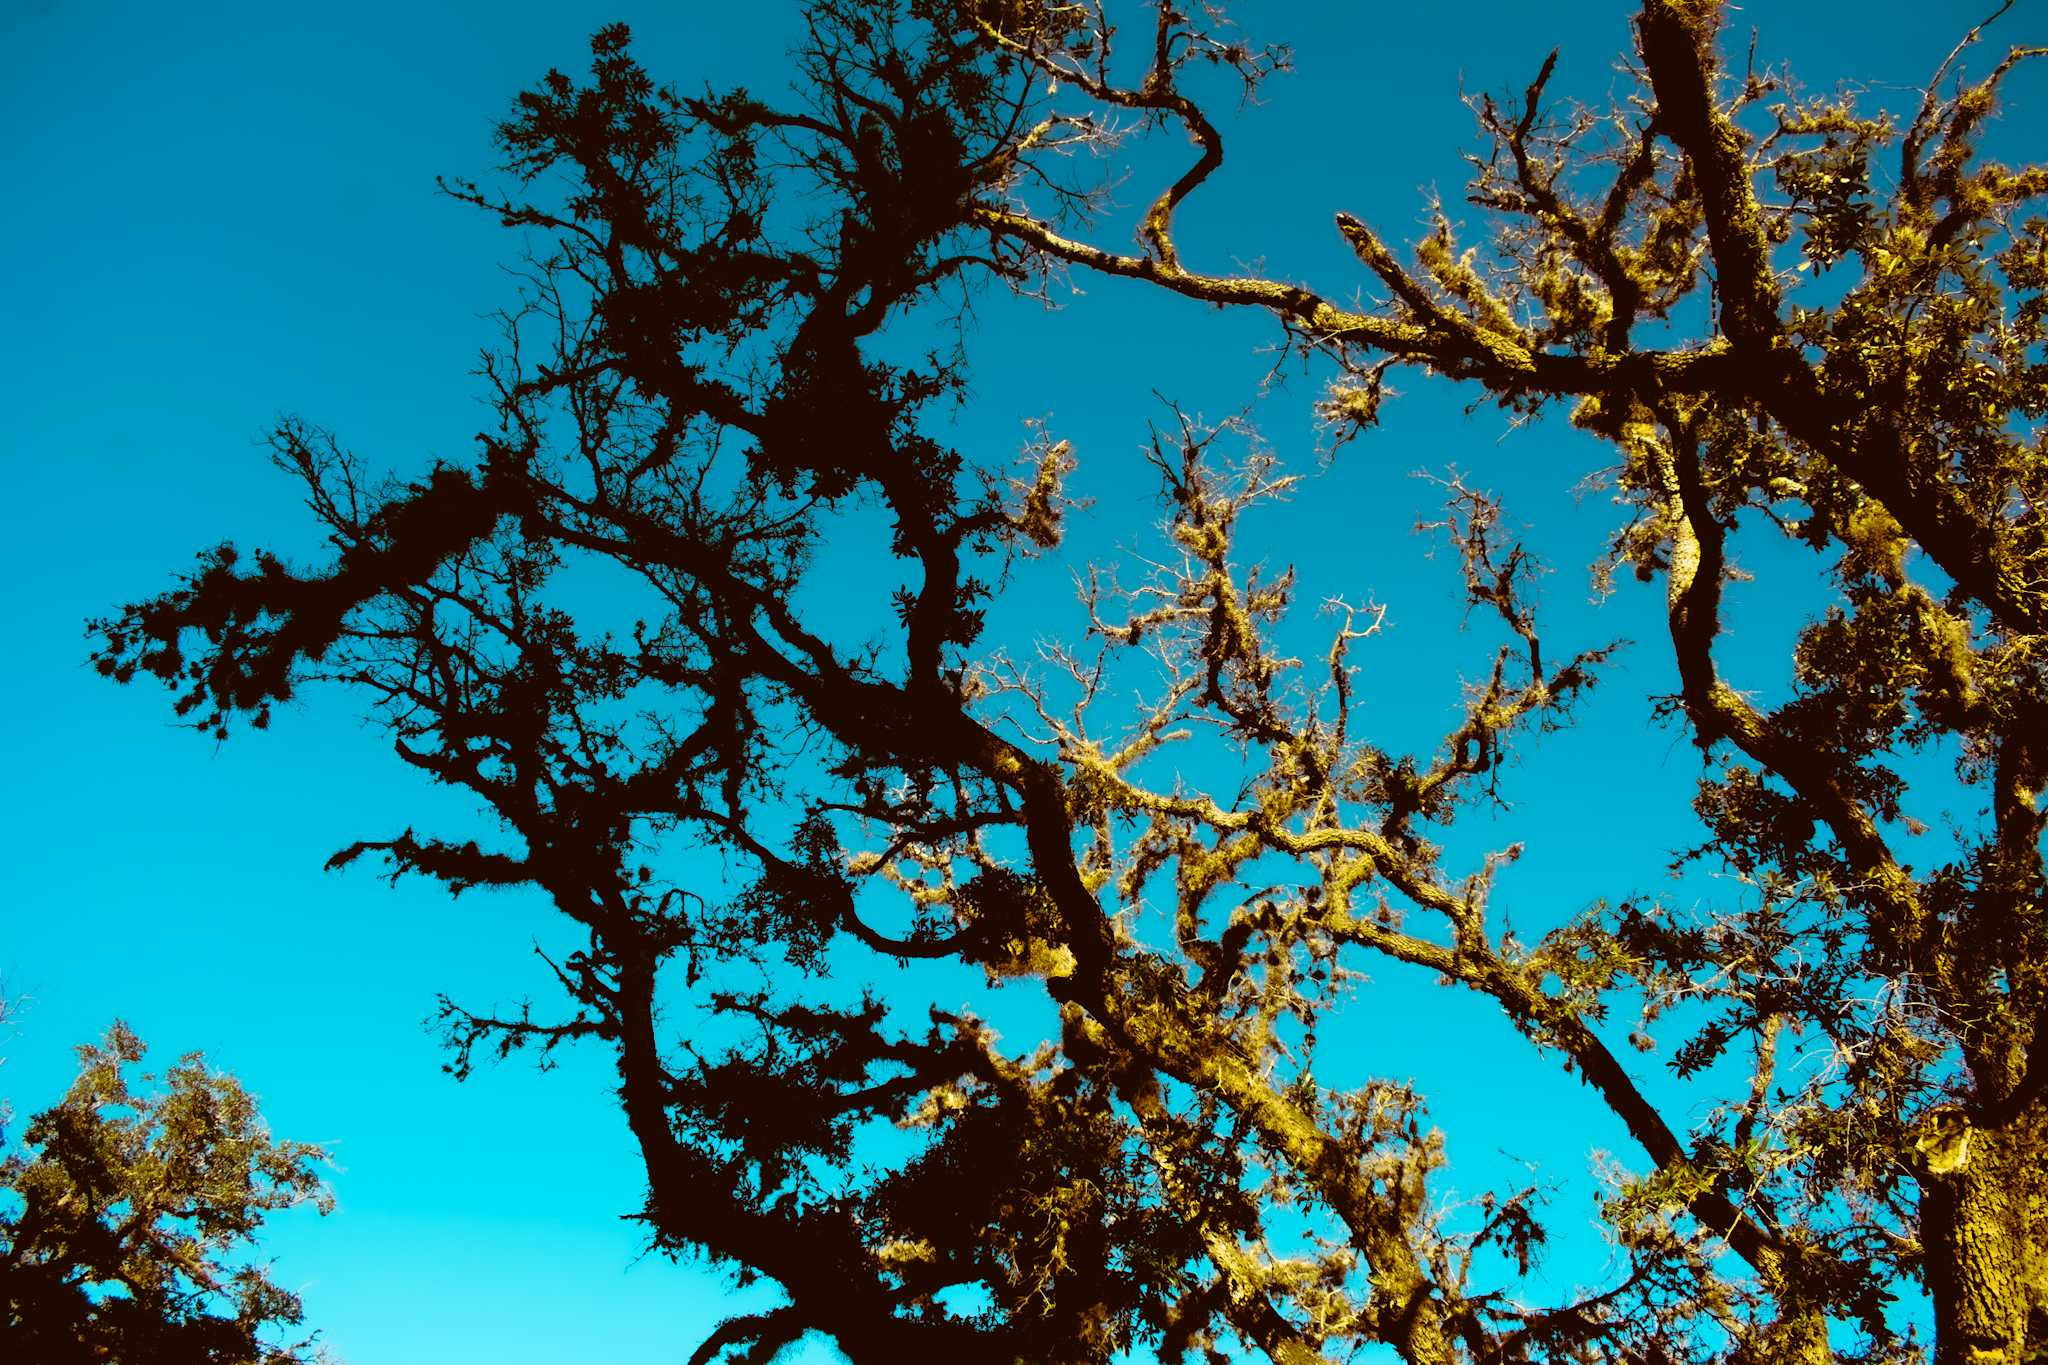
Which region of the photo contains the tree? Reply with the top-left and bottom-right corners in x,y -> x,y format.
88,1 -> 2048,1360
0,1023 -> 332,1364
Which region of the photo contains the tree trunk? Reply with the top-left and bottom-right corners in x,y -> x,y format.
1923,1112 -> 2048,1365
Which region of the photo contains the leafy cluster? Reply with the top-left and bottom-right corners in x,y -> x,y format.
1,1025 -> 331,1365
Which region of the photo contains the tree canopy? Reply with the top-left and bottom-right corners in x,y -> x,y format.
0,1023 -> 331,1364
89,1 -> 2048,1361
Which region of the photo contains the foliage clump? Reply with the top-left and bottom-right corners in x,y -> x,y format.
1,1024 -> 331,1365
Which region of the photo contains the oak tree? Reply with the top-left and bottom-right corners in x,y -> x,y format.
1,1024 -> 332,1364
93,2 -> 2048,1360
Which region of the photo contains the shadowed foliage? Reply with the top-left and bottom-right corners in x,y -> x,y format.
91,2 -> 2048,1361
1,1024 -> 332,1364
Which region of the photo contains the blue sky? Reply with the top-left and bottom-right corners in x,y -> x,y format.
4,2 -> 2036,1361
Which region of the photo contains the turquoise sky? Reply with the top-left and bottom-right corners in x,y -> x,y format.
4,2 -> 2035,1361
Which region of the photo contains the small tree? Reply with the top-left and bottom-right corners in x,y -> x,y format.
91,2 -> 2048,1361
1,1024 -> 332,1364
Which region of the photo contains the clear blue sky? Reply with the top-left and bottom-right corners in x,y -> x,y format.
3,2 -> 2031,1361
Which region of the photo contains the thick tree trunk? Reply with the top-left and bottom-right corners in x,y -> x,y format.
1922,1113 -> 2048,1365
